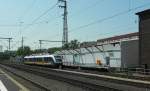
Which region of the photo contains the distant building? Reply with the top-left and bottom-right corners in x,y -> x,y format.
56,32 -> 139,68
136,9 -> 150,69
80,41 -> 97,47
97,32 -> 138,45
97,32 -> 139,68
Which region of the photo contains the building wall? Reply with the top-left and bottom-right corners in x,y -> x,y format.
139,12 -> 150,68
121,40 -> 139,68
59,44 -> 121,68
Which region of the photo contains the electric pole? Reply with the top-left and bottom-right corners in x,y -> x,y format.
8,38 -> 12,51
39,40 -> 42,51
0,37 -> 12,51
39,40 -> 64,52
21,37 -> 24,50
59,0 -> 68,46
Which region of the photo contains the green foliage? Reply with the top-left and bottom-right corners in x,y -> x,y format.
32,49 -> 47,54
48,47 -> 61,54
0,51 -> 17,60
14,39 -> 80,55
16,46 -> 31,56
70,39 -> 80,49
62,43 -> 70,49
62,39 -> 80,49
0,52 -> 10,60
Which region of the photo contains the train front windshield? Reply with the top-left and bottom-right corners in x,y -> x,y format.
54,56 -> 62,62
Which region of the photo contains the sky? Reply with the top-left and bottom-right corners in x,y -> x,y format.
0,0 -> 150,51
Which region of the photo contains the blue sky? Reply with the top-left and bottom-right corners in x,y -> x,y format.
0,0 -> 150,51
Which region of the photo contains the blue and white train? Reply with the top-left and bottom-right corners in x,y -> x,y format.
24,54 -> 62,67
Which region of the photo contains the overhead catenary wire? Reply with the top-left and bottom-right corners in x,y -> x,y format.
22,1 -> 59,31
78,26 -> 137,42
7,0 -> 104,29
49,2 -> 150,40
20,0 -> 37,21
0,16 -> 61,28
97,26 -> 137,37
0,40 -> 9,51
69,0 -> 105,18
69,2 -> 150,33
11,41 -> 21,50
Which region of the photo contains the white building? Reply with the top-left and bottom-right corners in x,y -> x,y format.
55,32 -> 139,68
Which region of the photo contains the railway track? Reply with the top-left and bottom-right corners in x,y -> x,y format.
0,63 -> 120,91
1,63 -> 150,91
0,64 -> 53,91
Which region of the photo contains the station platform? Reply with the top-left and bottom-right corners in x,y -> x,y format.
0,68 -> 29,91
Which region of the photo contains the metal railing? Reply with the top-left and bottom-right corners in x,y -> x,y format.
119,68 -> 150,75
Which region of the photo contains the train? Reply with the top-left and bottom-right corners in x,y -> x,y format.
24,54 -> 62,67
23,54 -> 109,71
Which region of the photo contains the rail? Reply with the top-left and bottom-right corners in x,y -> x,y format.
1,63 -> 121,91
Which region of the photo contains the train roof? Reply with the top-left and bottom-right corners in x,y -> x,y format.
24,54 -> 55,58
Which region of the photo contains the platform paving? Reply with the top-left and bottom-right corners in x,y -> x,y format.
0,68 -> 29,91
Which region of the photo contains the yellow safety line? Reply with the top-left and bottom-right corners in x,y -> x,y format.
0,68 -> 30,91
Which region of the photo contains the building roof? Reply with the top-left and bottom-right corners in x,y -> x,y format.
136,9 -> 150,15
80,41 -> 97,47
97,32 -> 139,43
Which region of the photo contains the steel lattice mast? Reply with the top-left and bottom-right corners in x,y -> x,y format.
59,0 -> 68,46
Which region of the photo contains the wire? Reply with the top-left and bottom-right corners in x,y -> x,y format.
0,40 -> 8,51
70,0 -> 105,18
50,2 -> 150,40
22,2 -> 59,31
0,24 -> 20,27
47,0 -> 105,39
20,0 -> 37,21
69,2 -> 150,33
80,26 -> 137,42
97,26 -> 137,37
26,15 -> 62,26
11,41 -> 21,50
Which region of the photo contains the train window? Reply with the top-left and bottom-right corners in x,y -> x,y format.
54,56 -> 61,59
30,58 -> 35,62
55,58 -> 62,62
31,58 -> 34,61
54,56 -> 62,62
29,58 -> 32,61
37,58 -> 43,62
27,58 -> 30,61
36,58 -> 38,61
32,58 -> 36,62
49,57 -> 54,62
25,58 -> 28,61
44,57 -> 49,62
44,57 -> 54,62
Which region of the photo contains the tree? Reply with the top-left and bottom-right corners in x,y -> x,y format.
62,43 -> 70,49
0,52 -> 10,60
16,46 -> 31,56
62,39 -> 80,49
32,49 -> 47,54
48,47 -> 61,54
70,39 -> 80,49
